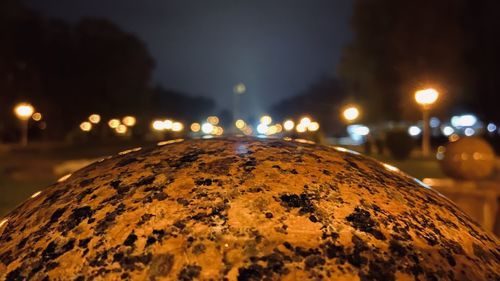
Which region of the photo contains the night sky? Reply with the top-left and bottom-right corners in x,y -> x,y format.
24,0 -> 352,116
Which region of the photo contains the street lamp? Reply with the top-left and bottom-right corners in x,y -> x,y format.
342,105 -> 360,123
14,103 -> 35,146
415,88 -> 439,157
233,83 -> 246,131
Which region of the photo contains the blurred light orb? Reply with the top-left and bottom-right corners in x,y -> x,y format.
163,119 -> 173,130
201,123 -> 214,134
235,119 -> 246,129
486,123 -> 497,133
152,120 -> 165,131
408,126 -> 422,136
299,117 -> 312,127
233,83 -> 246,94
342,106 -> 360,123
442,126 -> 454,136
296,123 -> 307,133
14,103 -> 34,120
414,88 -> 439,107
116,124 -> 127,134
190,122 -> 201,132
122,116 -> 136,127
88,114 -> 101,124
260,115 -> 272,126
464,128 -> 475,136
172,122 -> 184,132
440,137 -> 495,180
283,120 -> 295,131
347,124 -> 370,136
108,119 -> 120,129
275,124 -> 283,133
451,114 -> 477,128
429,117 -> 440,128
256,123 -> 269,135
308,122 -> 320,132
32,112 -> 42,121
207,116 -> 219,125
79,121 -> 92,132
214,126 -> 224,136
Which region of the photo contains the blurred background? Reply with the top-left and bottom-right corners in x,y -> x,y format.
1,0 -> 499,235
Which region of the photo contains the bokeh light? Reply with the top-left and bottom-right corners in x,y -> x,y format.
190,122 -> 201,132
80,121 -> 92,132
283,120 -> 294,131
89,114 -> 101,124
122,116 -> 136,127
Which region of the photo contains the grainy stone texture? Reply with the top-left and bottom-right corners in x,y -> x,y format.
0,137 -> 498,281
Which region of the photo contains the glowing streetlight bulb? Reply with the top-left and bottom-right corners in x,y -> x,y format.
342,106 -> 360,122
89,114 -> 101,124
172,122 -> 184,132
191,122 -> 201,132
116,124 -> 127,134
122,116 -> 136,127
108,119 -> 120,129
260,115 -> 272,126
308,122 -> 320,132
415,88 -> 439,107
257,123 -> 269,135
207,116 -> 219,125
80,121 -> 92,132
201,123 -> 214,134
14,103 -> 34,120
283,120 -> 294,131
32,112 -> 42,121
234,83 -> 246,94
163,119 -> 173,130
296,123 -> 307,133
299,117 -> 311,127
235,119 -> 246,129
152,120 -> 164,131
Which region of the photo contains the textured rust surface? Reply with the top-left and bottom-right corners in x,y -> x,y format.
0,137 -> 498,280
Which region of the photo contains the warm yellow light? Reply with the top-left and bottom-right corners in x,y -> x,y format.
14,103 -> 34,120
122,116 -> 136,127
116,124 -> 127,134
260,115 -> 272,125
89,114 -> 101,124
308,122 -> 320,132
80,121 -> 92,132
343,106 -> 360,122
214,126 -> 224,136
108,119 -> 120,129
163,119 -> 173,130
275,124 -> 283,133
234,83 -> 246,94
207,116 -> 219,125
283,120 -> 294,131
152,120 -> 164,131
299,117 -> 311,127
191,122 -> 201,132
415,88 -> 439,107
235,119 -> 246,129
172,122 -> 184,132
32,112 -> 42,121
296,123 -> 307,133
243,126 -> 253,135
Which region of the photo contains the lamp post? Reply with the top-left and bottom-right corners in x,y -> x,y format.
233,83 -> 246,132
414,88 -> 439,157
341,105 -> 361,124
14,103 -> 35,146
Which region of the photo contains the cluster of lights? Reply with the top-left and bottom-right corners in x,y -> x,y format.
151,118 -> 184,132
79,114 -> 136,135
234,119 -> 253,135
190,116 -> 224,136
256,115 -> 284,135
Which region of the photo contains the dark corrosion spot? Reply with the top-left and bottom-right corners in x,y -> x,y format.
360,258 -> 396,281
304,255 -> 325,270
346,207 -> 385,240
279,193 -> 315,215
42,239 -> 75,261
389,240 -> 407,257
116,157 -> 139,167
5,267 -> 23,281
59,206 -> 93,232
135,175 -> 156,187
79,178 -> 94,187
238,264 -> 264,281
192,243 -> 206,255
49,208 -> 66,224
309,215 -> 318,223
78,238 -> 91,249
194,178 -> 212,186
265,212 -> 273,219
123,233 -> 138,247
178,264 -> 202,281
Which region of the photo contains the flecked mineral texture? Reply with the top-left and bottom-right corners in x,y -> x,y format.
0,137 -> 498,280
